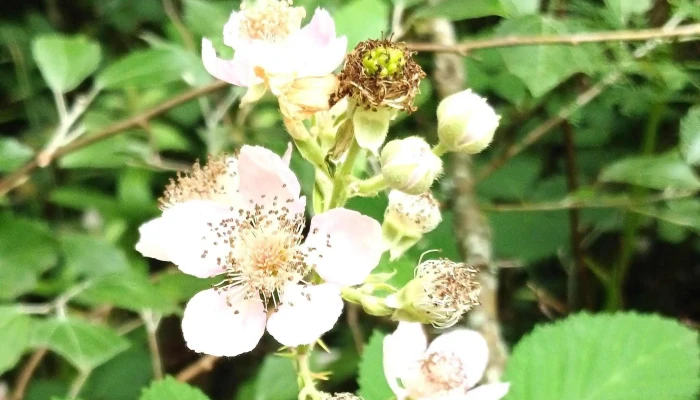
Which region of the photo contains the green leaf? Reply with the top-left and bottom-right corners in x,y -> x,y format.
183,0 -> 231,40
334,0 -> 390,50
155,271 -> 217,305
500,0 -> 541,16
0,138 -> 34,172
358,330 -> 394,400
61,234 -> 130,278
31,318 -> 130,371
496,16 -> 600,97
503,312 -> 700,400
31,34 -> 102,93
77,272 -> 177,314
0,215 -> 58,300
0,307 -> 31,374
489,210 -> 569,263
600,152 -> 700,191
414,0 -> 509,20
679,106 -> 700,167
604,0 -> 652,25
58,134 -> 150,169
254,355 -> 298,400
140,376 -> 211,400
97,47 -> 207,89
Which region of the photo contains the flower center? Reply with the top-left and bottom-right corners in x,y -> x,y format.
407,351 -> 469,397
216,201 -> 308,307
239,0 -> 306,42
159,156 -> 238,209
362,46 -> 406,78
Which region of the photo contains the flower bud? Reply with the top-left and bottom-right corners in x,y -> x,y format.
437,89 -> 499,154
380,137 -> 443,195
385,190 -> 441,235
388,259 -> 481,328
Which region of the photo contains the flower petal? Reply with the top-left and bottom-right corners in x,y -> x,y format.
305,208 -> 383,286
181,289 -> 266,357
237,145 -> 305,213
464,383 -> 510,400
290,8 -> 348,76
427,329 -> 489,389
201,38 -> 257,87
266,283 -> 343,347
222,11 -> 246,49
138,201 -> 232,278
383,322 -> 427,399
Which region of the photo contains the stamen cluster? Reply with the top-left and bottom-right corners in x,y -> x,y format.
409,351 -> 469,397
159,156 -> 237,209
416,259 -> 481,328
238,0 -> 305,41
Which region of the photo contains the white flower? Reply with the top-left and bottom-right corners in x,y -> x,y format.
437,89 -> 499,154
136,146 -> 383,357
383,322 -> 510,400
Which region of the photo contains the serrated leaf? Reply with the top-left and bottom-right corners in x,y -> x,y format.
0,138 -> 34,172
0,215 -> 58,300
140,376 -> 210,400
414,0 -> 509,20
0,307 -> 31,374
61,234 -> 130,278
496,16 -> 600,97
77,272 -> 177,314
334,0 -> 390,50
31,34 -> 101,93
679,106 -> 700,167
503,312 -> 700,400
31,318 -> 129,371
254,355 -> 298,400
358,330 -> 394,400
600,152 -> 700,191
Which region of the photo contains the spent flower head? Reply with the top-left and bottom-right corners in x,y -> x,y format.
380,137 -> 443,195
330,39 -> 425,113
437,89 -> 500,154
136,145 -> 383,357
385,190 -> 441,235
322,393 -> 363,400
383,322 -> 510,400
388,258 -> 481,328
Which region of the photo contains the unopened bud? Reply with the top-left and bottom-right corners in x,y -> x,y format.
380,137 -> 443,195
437,89 -> 499,154
388,259 -> 481,328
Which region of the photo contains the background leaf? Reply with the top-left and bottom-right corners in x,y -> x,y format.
140,376 -> 211,400
31,34 -> 102,93
358,330 -> 394,400
600,152 -> 700,191
334,0 -> 390,50
414,0 -> 510,20
503,312 -> 700,400
0,307 -> 31,374
679,106 -> 700,167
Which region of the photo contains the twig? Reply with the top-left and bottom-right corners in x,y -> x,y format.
479,189 -> 694,212
346,304 -> 364,353
175,355 -> 219,382
428,8 -> 509,383
476,15 -> 686,181
405,23 -> 700,53
142,310 -> 164,380
67,370 -> 90,399
527,282 -> 568,316
163,0 -> 197,51
10,349 -> 48,400
563,122 -> 587,310
0,80 -> 228,197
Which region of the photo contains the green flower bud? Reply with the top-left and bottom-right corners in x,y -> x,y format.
437,89 -> 500,154
387,259 -> 481,328
380,137 -> 443,195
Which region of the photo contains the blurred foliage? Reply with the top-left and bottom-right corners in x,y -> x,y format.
0,0 -> 699,399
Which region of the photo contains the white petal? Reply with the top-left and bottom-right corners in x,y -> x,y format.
155,201 -> 233,278
305,208 -> 384,286
201,38 -> 258,87
135,217 -> 172,261
383,322 -> 428,398
464,383 -> 510,400
266,283 -> 343,347
181,289 -> 266,357
427,329 -> 489,388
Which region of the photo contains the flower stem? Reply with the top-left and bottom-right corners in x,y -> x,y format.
353,174 -> 388,197
432,142 -> 448,156
328,138 -> 363,210
295,345 -> 322,400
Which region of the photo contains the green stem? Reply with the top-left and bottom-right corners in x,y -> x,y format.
432,142 -> 448,157
295,345 -> 322,400
328,138 -> 363,210
354,174 -> 388,197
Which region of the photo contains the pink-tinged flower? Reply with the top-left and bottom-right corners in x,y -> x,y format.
201,0 -> 347,90
136,145 -> 383,357
383,322 -> 510,400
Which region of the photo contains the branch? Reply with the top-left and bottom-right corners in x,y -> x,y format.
175,355 -> 219,382
10,349 -> 48,400
0,80 -> 228,197
427,9 -> 509,382
405,23 -> 700,53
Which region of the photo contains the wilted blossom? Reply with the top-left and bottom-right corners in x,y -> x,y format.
136,145 -> 383,356
383,322 -> 510,400
202,0 -> 347,118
